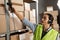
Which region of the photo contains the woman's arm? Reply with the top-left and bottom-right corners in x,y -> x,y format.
13,8 -> 24,20
13,8 -> 36,32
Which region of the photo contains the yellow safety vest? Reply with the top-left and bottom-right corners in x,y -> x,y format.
33,24 -> 58,40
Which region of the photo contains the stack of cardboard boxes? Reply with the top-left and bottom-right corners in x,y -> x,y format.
0,0 -> 36,40
0,0 -> 24,34
0,0 -> 24,40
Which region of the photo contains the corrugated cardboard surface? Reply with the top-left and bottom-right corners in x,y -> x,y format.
0,15 -> 6,34
12,5 -> 24,12
0,0 -> 4,4
11,35 -> 19,40
25,11 -> 30,20
0,37 -> 5,40
0,8 -> 24,34
19,32 -> 33,40
24,2 -> 30,11
0,6 -> 5,14
30,10 -> 36,24
9,12 -> 24,30
0,0 -> 23,4
11,0 -> 23,5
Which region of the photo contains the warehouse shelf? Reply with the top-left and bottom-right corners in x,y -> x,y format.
0,29 -> 29,38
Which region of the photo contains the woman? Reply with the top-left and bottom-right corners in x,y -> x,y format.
12,8 -> 59,40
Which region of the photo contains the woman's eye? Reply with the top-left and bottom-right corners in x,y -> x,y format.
43,17 -> 46,20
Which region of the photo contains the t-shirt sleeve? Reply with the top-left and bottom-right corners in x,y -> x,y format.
22,18 -> 37,32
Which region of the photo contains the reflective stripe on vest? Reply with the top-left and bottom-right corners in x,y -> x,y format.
33,24 -> 58,40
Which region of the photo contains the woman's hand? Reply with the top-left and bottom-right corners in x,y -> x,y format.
12,7 -> 24,20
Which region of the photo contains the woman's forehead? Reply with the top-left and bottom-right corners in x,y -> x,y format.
43,14 -> 49,17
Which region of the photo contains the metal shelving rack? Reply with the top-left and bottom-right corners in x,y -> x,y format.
0,0 -> 39,40
0,0 -> 29,40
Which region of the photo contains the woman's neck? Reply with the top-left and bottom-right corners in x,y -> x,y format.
43,24 -> 50,31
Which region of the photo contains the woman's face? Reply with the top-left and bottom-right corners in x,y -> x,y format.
42,14 -> 49,25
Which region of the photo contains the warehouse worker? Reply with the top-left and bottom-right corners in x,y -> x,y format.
12,8 -> 59,40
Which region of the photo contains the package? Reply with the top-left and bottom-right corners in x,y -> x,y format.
0,6 -> 5,15
25,10 -> 30,20
12,5 -> 24,12
47,6 -> 53,11
0,0 -> 4,4
0,37 -> 5,40
24,2 -> 30,11
0,12 -> 24,34
12,0 -> 23,5
19,32 -> 33,40
0,15 -> 6,34
0,0 -> 23,4
9,12 -> 24,30
30,9 -> 36,24
11,35 -> 19,40
0,15 -> 15,33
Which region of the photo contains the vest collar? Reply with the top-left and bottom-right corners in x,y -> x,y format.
44,27 -> 52,32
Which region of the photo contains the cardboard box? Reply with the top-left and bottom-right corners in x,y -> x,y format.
0,15 -> 15,33
12,5 -> 24,12
9,12 -> 24,30
25,10 -> 30,20
0,12 -> 24,33
0,0 -> 23,4
12,0 -> 23,5
11,35 -> 19,40
24,2 -> 30,11
0,0 -> 4,4
10,17 -> 15,31
0,15 -> 6,34
47,6 -> 53,11
30,9 -> 36,24
0,6 -> 5,15
0,37 -> 5,40
19,32 -> 33,40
